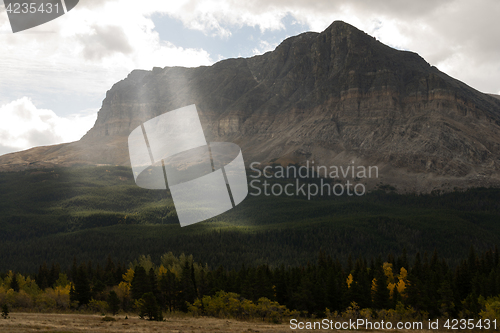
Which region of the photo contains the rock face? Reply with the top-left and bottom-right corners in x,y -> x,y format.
2,21 -> 500,192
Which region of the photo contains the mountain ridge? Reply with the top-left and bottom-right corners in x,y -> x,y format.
1,21 -> 500,193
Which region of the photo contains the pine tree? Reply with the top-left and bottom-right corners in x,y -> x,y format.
461,292 -> 481,318
69,284 -> 78,307
70,257 -> 78,282
131,266 -> 150,300
10,273 -> 20,292
108,291 -> 121,315
372,269 -> 390,310
190,262 -> 197,298
412,252 -> 423,280
405,273 -> 425,311
178,261 -> 196,311
391,285 -> 401,309
292,275 -> 317,312
159,269 -> 177,312
255,265 -> 274,300
148,268 -> 158,296
455,261 -> 472,301
397,248 -> 409,273
37,263 -> 49,290
138,292 -> 162,321
48,263 -> 60,288
74,265 -> 91,305
1,304 -> 8,319
196,267 -> 209,300
438,279 -> 455,318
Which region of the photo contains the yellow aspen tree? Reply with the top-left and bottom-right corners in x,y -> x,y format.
115,282 -> 130,302
347,274 -> 353,288
371,278 -> 377,301
396,267 -> 408,297
383,262 -> 396,296
158,265 -> 168,277
115,267 -> 135,302
122,268 -> 134,285
383,263 -> 395,283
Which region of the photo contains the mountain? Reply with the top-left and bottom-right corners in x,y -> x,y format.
1,21 -> 500,192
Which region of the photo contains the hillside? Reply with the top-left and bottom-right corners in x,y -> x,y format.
1,166 -> 499,272
1,21 -> 500,192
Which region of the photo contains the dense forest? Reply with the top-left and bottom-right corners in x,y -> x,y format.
1,167 -> 500,272
2,248 -> 500,323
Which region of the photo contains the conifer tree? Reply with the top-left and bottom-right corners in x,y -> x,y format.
69,284 -> 78,307
10,273 -> 20,292
48,263 -> 60,288
70,257 -> 78,282
372,269 -> 390,310
438,279 -> 455,318
37,262 -> 49,290
178,261 -> 196,311
108,291 -> 121,315
159,269 -> 177,312
1,304 -> 8,319
148,268 -> 158,295
131,266 -> 150,300
391,285 -> 401,309
138,292 -> 162,321
74,265 -> 91,305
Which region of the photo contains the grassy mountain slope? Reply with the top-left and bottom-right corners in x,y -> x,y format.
0,166 -> 499,272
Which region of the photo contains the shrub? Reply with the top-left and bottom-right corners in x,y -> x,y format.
187,290 -> 297,323
108,291 -> 121,316
34,293 -> 57,311
480,296 -> 500,321
1,304 -> 8,319
137,292 -> 162,321
88,299 -> 108,313
13,290 -> 33,309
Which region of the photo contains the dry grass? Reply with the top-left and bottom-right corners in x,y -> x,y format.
0,312 -> 300,333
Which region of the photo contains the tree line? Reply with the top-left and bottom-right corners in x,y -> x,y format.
2,247 -> 500,322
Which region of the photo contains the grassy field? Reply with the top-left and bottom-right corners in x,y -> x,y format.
0,312 -> 298,333
2,312 -> 470,332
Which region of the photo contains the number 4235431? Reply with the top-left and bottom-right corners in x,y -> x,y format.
6,2 -> 60,14
444,319 -> 497,330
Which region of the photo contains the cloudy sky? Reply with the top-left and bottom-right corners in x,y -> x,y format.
1,0 -> 499,156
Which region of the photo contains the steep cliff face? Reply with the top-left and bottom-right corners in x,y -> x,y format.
2,21 -> 500,192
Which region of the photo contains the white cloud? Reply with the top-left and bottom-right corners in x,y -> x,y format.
252,40 -> 279,56
0,0 -> 214,156
0,0 -> 214,118
0,97 -> 97,155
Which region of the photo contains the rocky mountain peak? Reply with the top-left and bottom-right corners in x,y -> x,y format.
1,20 -> 500,193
